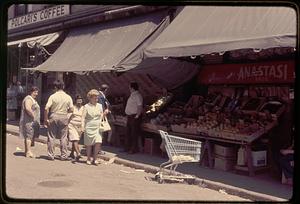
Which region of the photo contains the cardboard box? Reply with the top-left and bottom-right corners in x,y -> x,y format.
252,150 -> 267,167
144,138 -> 161,155
214,144 -> 236,158
214,155 -> 236,171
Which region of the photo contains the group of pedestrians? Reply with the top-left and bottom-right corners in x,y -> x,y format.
19,79 -> 143,166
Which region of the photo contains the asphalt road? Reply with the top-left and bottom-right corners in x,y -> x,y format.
5,134 -> 249,201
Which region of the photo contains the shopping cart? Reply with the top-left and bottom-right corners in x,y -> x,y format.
156,130 -> 202,184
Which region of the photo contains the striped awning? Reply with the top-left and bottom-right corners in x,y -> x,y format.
7,32 -> 61,47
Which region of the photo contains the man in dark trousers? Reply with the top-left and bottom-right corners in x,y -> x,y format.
124,82 -> 143,154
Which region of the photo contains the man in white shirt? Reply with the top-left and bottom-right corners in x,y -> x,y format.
44,80 -> 74,160
124,82 -> 143,154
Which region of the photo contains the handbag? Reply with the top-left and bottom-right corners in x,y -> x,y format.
100,116 -> 111,132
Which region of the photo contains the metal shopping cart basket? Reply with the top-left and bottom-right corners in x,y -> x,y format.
156,130 -> 202,184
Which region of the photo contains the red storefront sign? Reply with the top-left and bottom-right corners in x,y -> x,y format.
198,60 -> 295,84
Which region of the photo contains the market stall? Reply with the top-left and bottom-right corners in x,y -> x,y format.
136,59 -> 294,176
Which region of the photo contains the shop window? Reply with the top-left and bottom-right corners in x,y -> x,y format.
14,4 -> 27,16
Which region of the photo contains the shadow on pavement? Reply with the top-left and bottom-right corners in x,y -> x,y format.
102,145 -> 292,200
35,155 -> 54,161
13,152 -> 25,157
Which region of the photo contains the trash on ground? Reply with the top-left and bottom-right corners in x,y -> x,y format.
135,169 -> 145,172
120,170 -> 132,174
16,147 -> 22,151
219,189 -> 228,194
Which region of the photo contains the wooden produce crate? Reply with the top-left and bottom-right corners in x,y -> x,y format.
214,154 -> 236,171
144,137 -> 161,156
214,144 -> 237,158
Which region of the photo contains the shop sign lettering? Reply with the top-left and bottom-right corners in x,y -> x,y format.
8,5 -> 70,30
198,60 -> 295,84
237,64 -> 288,80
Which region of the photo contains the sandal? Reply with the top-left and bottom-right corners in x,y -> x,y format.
92,160 -> 100,166
75,154 -> 82,161
86,160 -> 92,165
25,152 -> 35,158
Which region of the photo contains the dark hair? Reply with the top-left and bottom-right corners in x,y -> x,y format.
53,80 -> 64,90
130,82 -> 139,91
75,94 -> 83,100
29,86 -> 39,94
100,84 -> 109,91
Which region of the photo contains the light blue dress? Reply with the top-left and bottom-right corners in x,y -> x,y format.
84,103 -> 103,145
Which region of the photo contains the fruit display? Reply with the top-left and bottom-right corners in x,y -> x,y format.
142,92 -> 280,142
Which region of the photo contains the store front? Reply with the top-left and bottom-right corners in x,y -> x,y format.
140,5 -> 296,179
10,5 -> 295,182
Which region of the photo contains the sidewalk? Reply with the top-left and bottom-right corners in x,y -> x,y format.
5,121 -> 293,201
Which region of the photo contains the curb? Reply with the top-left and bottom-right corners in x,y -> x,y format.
6,128 -> 286,202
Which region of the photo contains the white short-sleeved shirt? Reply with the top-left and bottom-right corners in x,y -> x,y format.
45,90 -> 74,114
125,91 -> 143,115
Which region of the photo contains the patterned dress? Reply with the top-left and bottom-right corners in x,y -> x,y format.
19,95 -> 40,139
68,106 -> 84,141
83,103 -> 103,145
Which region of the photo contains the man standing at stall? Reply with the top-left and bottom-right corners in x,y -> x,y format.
98,84 -> 112,145
124,82 -> 143,154
44,80 -> 74,160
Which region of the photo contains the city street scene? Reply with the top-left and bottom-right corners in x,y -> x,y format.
5,4 -> 295,202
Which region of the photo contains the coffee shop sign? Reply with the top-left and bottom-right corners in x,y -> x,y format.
8,5 -> 70,30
